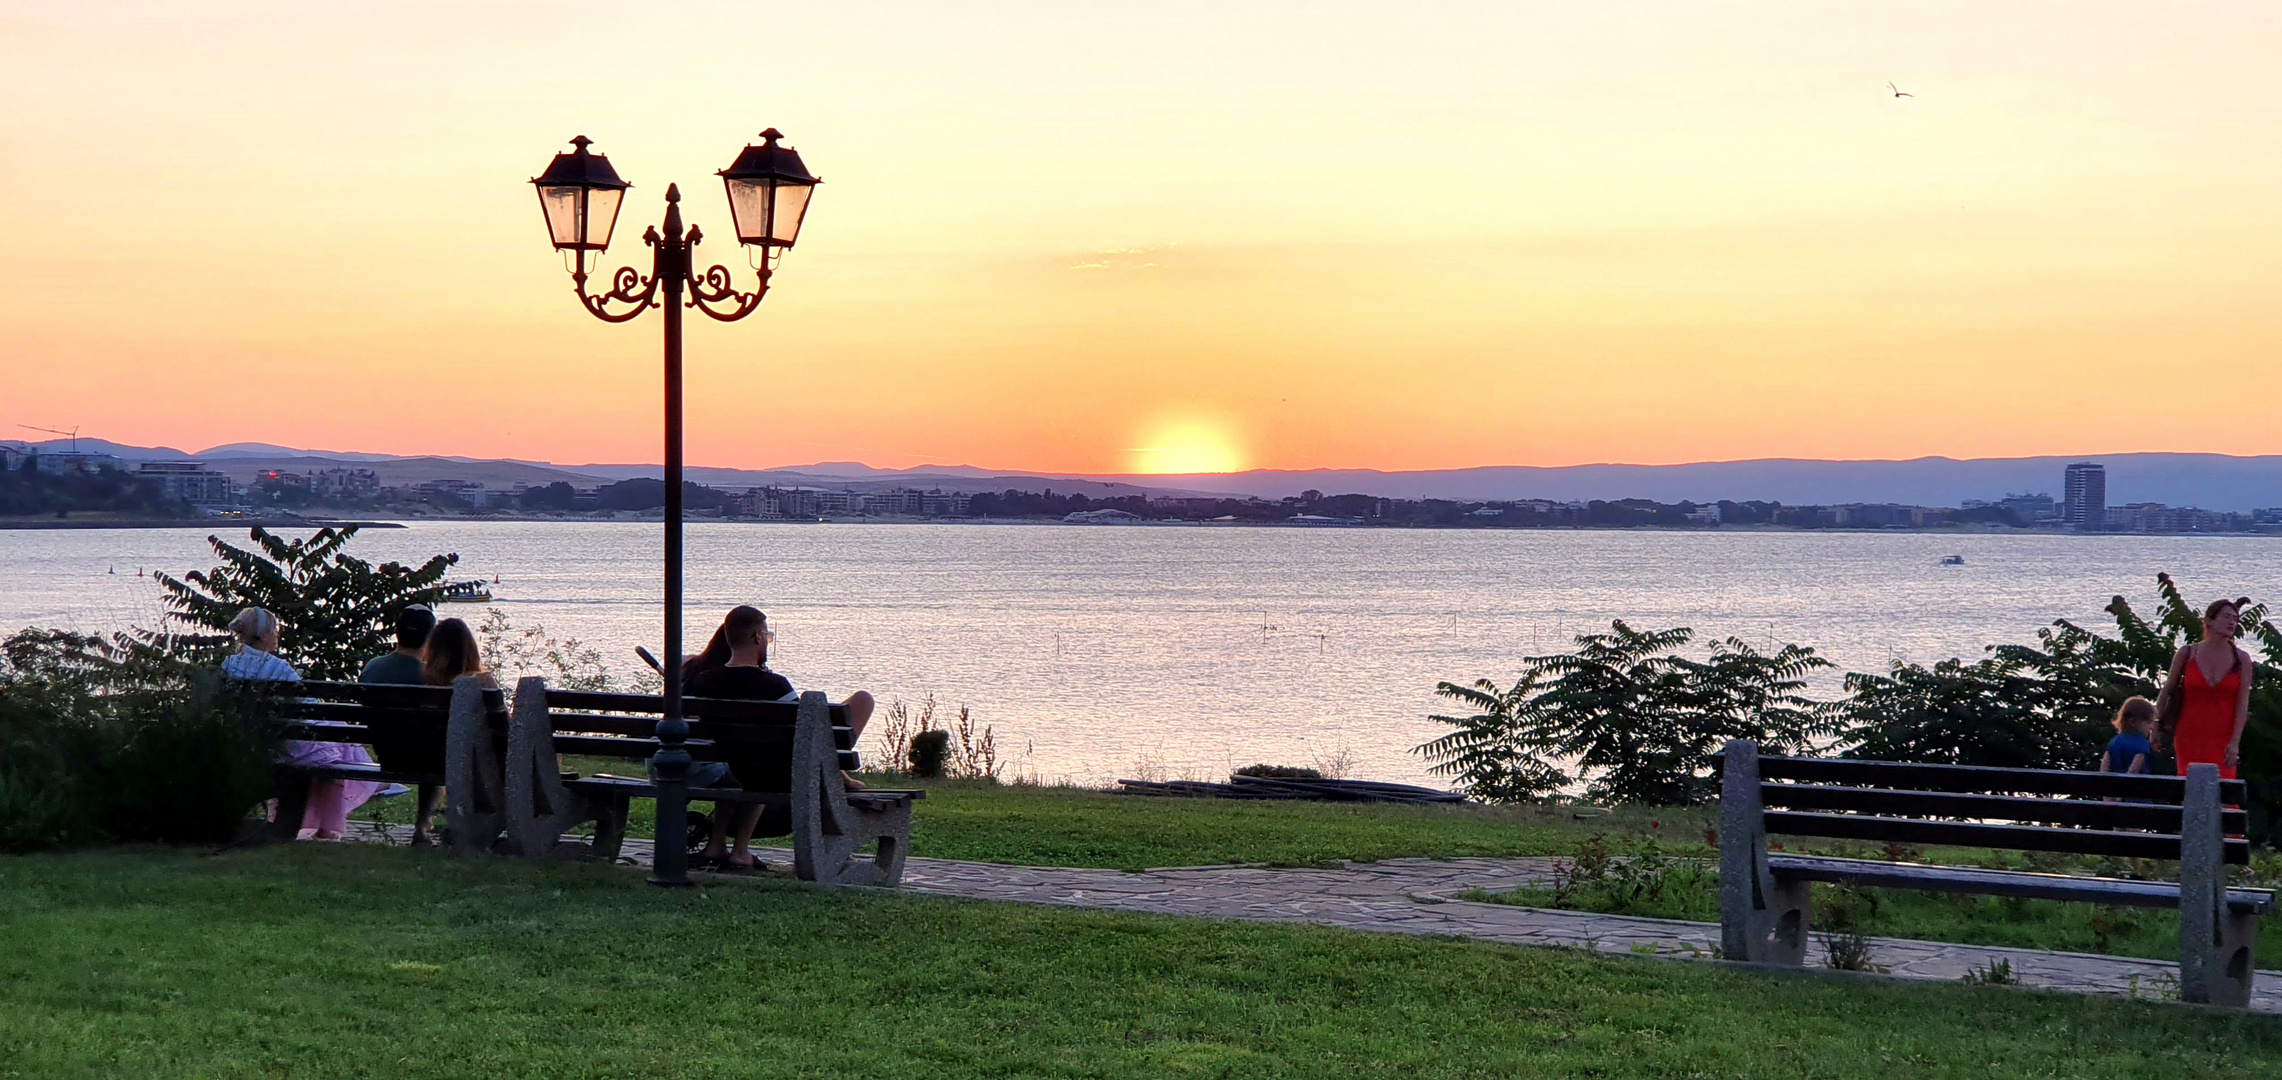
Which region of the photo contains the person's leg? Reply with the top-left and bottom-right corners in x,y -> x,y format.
725,804 -> 767,867
302,780 -> 348,840
842,691 -> 875,791
410,784 -> 444,845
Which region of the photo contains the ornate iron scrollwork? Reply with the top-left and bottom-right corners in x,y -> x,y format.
687,262 -> 768,322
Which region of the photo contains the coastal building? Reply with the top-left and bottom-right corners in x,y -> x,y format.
1999,492 -> 2058,523
919,489 -> 972,516
31,451 -> 126,476
136,461 -> 236,505
2063,463 -> 2106,530
2106,502 -> 2232,534
309,467 -> 380,498
862,489 -> 925,515
813,491 -> 867,515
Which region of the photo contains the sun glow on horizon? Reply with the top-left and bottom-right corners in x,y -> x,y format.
1126,420 -> 1247,475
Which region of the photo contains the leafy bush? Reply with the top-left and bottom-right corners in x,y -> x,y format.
1426,574 -> 2282,820
909,730 -> 949,779
0,630 -> 273,851
155,526 -> 455,680
1419,622 -> 1834,805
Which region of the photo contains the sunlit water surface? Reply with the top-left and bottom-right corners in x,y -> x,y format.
4,522 -> 2275,786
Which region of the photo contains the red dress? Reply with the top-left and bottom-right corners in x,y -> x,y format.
2173,647 -> 2244,780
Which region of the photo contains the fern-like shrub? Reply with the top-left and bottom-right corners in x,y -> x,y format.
1417,621 -> 1834,805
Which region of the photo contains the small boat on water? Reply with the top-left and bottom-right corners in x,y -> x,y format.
438,580 -> 493,603
1940,555 -> 1965,566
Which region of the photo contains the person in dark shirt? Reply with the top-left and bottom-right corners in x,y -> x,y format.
360,605 -> 434,687
684,605 -> 874,870
359,605 -> 443,846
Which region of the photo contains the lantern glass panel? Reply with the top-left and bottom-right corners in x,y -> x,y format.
768,183 -> 812,246
724,178 -> 775,246
539,185 -> 586,248
584,185 -> 625,249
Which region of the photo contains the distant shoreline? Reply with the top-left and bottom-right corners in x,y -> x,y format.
0,517 -> 406,531
6,512 -> 2276,537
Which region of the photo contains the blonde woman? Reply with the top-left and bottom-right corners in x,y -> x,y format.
220,607 -> 382,840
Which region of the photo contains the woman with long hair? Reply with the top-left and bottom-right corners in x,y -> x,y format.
218,606 -> 381,840
421,617 -> 497,690
2159,597 -> 2255,779
684,605 -> 875,870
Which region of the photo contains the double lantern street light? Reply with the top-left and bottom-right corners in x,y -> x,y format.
531,130 -> 819,887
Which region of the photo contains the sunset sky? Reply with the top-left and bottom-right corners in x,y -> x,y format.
5,1 -> 2280,474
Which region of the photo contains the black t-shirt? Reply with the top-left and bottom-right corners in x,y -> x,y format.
687,665 -> 795,704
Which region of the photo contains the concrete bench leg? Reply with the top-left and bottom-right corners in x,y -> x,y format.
1720,739 -> 1809,964
443,675 -> 508,855
790,691 -> 913,887
2180,763 -> 2255,1007
502,676 -> 612,859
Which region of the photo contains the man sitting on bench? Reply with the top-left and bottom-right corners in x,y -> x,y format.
359,604 -> 446,846
684,605 -> 875,871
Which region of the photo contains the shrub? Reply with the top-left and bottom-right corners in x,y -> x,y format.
1419,622 -> 1835,805
0,631 -> 272,850
909,730 -> 949,779
154,526 -> 456,680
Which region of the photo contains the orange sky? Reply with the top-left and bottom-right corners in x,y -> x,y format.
5,1 -> 2281,474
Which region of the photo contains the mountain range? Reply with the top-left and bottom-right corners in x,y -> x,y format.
16,438 -> 2282,512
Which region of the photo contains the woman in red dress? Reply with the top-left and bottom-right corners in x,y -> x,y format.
2161,598 -> 2255,778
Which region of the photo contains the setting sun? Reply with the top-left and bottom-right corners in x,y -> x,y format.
1126,420 -> 1246,475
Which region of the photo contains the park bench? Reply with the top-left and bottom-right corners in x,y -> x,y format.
255,677 -> 510,853
1718,739 -> 2271,1007
501,678 -> 921,886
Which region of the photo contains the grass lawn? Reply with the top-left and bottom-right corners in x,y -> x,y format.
351,774 -> 1717,871
1466,834 -> 2282,968
4,845 -> 2280,1079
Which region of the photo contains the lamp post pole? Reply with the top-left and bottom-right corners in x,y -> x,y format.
654,188 -> 693,887
532,132 -> 819,888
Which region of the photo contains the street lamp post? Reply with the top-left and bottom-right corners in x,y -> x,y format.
531,130 -> 820,887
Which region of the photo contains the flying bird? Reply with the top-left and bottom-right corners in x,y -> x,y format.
1888,82 -> 1913,98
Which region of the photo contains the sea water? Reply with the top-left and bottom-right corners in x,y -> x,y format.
3,522 -> 2274,786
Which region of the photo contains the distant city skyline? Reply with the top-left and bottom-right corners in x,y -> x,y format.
20,433 -> 2282,515
5,2 -> 2280,473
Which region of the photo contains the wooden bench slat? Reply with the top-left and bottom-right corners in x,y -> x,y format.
1768,854 -> 2275,914
1763,783 -> 2249,833
538,689 -> 844,723
279,681 -> 506,709
1764,810 -> 2254,863
276,703 -> 446,726
1756,755 -> 2247,804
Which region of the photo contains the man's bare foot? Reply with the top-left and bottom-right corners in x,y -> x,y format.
843,772 -> 867,792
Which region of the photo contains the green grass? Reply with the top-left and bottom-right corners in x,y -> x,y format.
352,773 -> 1717,871
1467,834 -> 2282,967
3,844 -> 2278,1078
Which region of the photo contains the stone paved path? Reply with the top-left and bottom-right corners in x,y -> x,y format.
343,821 -> 2279,1011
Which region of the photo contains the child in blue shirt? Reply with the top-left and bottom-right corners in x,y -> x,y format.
2102,696 -> 2157,776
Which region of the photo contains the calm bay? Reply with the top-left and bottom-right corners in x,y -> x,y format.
3,521 -> 2274,787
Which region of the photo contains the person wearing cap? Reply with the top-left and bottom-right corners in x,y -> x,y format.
360,605 -> 445,846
